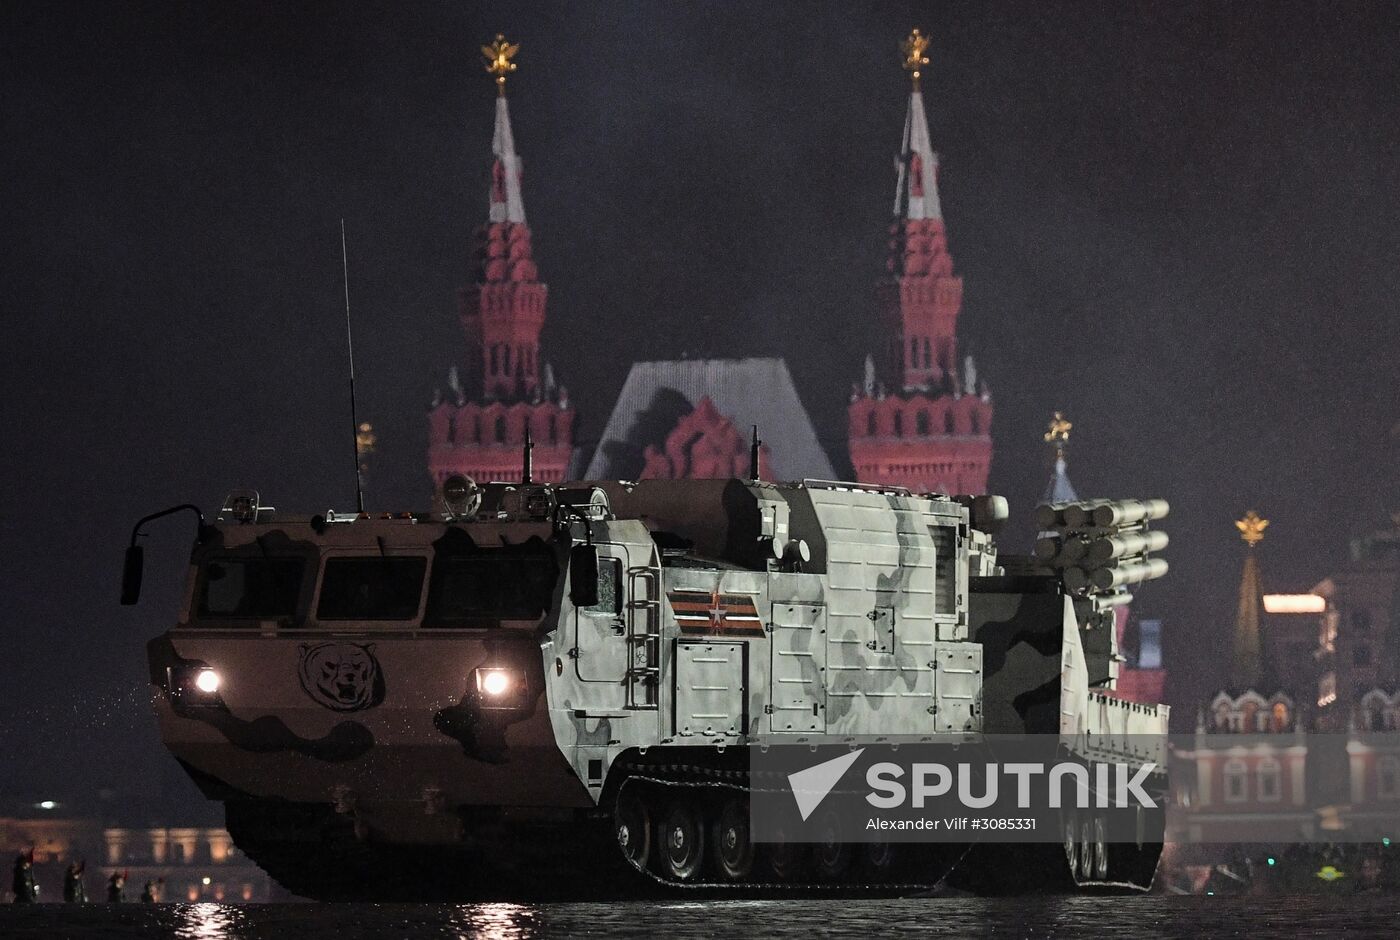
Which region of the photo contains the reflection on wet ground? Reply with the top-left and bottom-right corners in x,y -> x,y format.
0,895 -> 1391,938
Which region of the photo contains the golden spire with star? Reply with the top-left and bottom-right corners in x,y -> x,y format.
1044,411 -> 1072,458
1236,510 -> 1269,548
482,34 -> 520,95
901,28 -> 931,87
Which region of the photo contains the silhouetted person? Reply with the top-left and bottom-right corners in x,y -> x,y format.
106,870 -> 126,903
63,861 -> 86,903
139,879 -> 159,903
11,851 -> 37,904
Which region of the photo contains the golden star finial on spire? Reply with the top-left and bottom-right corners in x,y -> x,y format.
901,28 -> 931,87
1236,510 -> 1269,548
1044,411 -> 1072,457
482,34 -> 520,95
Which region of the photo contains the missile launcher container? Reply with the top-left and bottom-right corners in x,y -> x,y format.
124,480 -> 1170,899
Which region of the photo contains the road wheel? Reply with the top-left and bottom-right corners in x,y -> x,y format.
1092,813 -> 1109,880
1078,816 -> 1094,881
615,787 -> 651,872
863,840 -> 896,880
1063,811 -> 1079,879
660,798 -> 705,882
711,796 -> 754,882
765,828 -> 806,882
814,808 -> 852,880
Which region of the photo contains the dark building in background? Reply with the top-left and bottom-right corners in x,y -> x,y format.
1166,510 -> 1400,890
0,794 -> 273,903
1314,522 -> 1400,726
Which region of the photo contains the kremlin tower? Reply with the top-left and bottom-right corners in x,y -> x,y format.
847,30 -> 993,495
428,36 -> 575,487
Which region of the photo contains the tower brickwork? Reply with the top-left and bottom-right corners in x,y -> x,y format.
429,38 -> 574,487
848,32 -> 992,495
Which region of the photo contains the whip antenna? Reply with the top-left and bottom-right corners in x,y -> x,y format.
341,219 -> 366,514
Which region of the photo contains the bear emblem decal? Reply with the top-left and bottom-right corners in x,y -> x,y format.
298,642 -> 386,712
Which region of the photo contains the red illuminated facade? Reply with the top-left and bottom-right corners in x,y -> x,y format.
847,79 -> 992,495
639,396 -> 772,481
428,83 -> 574,487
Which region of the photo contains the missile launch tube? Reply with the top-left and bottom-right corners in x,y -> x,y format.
1090,499 -> 1170,528
1060,535 -> 1090,563
1063,566 -> 1091,595
1088,557 -> 1169,591
1063,500 -> 1113,529
1084,530 -> 1170,566
1035,503 -> 1068,530
1092,590 -> 1135,610
1036,499 -> 1111,530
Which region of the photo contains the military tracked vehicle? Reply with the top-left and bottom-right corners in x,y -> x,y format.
122,469 -> 1170,900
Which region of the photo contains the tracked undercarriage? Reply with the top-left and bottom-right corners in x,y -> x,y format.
126,479 -> 1170,899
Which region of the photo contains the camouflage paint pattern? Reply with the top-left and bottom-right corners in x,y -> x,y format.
145,478 -> 1167,852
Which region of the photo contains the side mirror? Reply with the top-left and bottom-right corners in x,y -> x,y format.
120,545 -> 145,606
568,545 -> 599,608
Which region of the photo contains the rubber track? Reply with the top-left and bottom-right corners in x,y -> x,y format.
613,760 -> 1159,895
613,760 -> 970,895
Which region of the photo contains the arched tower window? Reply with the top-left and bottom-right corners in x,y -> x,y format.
909,338 -> 918,370
867,412 -> 877,437
494,417 -> 506,443
944,411 -> 955,434
916,411 -> 929,435
547,413 -> 557,444
471,415 -> 481,443
970,411 -> 981,434
1271,702 -> 1290,732
503,346 -> 512,375
923,338 -> 932,369
489,346 -> 499,376
893,411 -> 903,437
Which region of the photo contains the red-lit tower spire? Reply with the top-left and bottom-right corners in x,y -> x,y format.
847,29 -> 993,495
428,36 -> 575,488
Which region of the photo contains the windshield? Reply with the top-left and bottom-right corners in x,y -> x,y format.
316,556 -> 427,621
197,558 -> 304,621
424,551 -> 559,626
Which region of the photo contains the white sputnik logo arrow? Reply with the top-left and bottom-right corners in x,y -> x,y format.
788,748 -> 865,821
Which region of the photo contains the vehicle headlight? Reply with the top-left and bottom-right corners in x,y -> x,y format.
474,667 -> 528,707
169,665 -> 223,704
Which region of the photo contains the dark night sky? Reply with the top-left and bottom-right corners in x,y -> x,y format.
2,2 -> 1397,805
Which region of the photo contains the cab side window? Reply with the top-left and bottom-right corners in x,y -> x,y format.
423,552 -> 558,626
584,557 -> 623,615
197,558 -> 304,621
